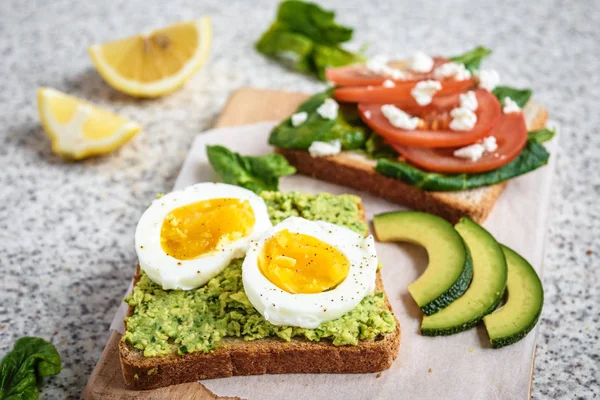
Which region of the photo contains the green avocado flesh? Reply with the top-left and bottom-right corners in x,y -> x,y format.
421,218 -> 507,336
483,245 -> 543,348
373,211 -> 472,315
123,191 -> 396,357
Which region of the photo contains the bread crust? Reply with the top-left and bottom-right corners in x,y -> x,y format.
120,270 -> 399,390
120,203 -> 401,390
277,102 -> 549,224
277,148 -> 505,223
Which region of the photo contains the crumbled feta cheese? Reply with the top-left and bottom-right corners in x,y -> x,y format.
410,51 -> 434,73
366,55 -> 389,73
482,136 -> 498,152
291,111 -> 308,127
449,107 -> 477,131
503,97 -> 521,113
388,68 -> 404,80
433,62 -> 471,81
382,79 -> 396,88
366,55 -> 405,80
364,110 -> 372,119
316,99 -> 339,120
381,105 -> 420,129
453,143 -> 485,162
308,140 -> 342,158
459,91 -> 478,111
475,69 -> 500,91
411,80 -> 442,106
454,136 -> 497,161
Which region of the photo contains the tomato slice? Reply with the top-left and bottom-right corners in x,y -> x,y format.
358,89 -> 502,148
326,57 -> 449,87
334,79 -> 474,104
328,56 -> 474,104
390,112 -> 528,173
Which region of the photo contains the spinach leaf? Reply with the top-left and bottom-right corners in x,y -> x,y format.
528,127 -> 556,143
365,132 -> 397,160
255,23 -> 314,73
374,139 -> 550,191
256,1 -> 361,80
276,0 -> 353,45
269,90 -> 368,150
0,337 -> 61,400
449,46 -> 492,72
492,86 -> 533,108
312,44 -> 364,80
206,145 -> 296,194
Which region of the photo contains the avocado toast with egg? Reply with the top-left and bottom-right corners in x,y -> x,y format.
120,188 -> 400,390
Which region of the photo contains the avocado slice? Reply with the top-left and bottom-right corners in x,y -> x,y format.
483,245 -> 544,348
421,218 -> 507,336
373,211 -> 473,315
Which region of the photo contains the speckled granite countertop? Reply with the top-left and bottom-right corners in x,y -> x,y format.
0,0 -> 598,398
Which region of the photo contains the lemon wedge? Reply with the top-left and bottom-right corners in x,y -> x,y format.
88,17 -> 212,98
37,87 -> 141,160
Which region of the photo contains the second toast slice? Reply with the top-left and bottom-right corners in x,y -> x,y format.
276,102 -> 548,224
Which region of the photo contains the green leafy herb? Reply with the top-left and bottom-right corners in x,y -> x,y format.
276,0 -> 352,45
206,145 -> 296,194
449,46 -> 492,72
492,86 -> 533,108
269,89 -> 368,150
256,0 -> 362,80
528,127 -> 556,143
364,132 -> 397,160
255,23 -> 314,73
0,337 -> 61,400
312,44 -> 363,80
374,139 -> 550,191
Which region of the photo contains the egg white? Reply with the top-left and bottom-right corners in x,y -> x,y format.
242,216 -> 378,329
135,182 -> 272,290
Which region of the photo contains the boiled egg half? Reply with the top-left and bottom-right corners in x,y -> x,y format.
135,182 -> 272,290
242,216 -> 378,329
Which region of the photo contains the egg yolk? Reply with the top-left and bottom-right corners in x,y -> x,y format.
160,198 -> 255,260
258,229 -> 350,294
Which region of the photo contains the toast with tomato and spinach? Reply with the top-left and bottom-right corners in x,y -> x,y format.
268,47 -> 553,223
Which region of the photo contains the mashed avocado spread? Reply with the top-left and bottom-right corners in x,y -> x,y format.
123,191 -> 396,357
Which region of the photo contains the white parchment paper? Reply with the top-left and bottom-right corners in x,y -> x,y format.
111,121 -> 558,400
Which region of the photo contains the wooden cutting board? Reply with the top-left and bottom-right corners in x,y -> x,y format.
83,88 -> 310,400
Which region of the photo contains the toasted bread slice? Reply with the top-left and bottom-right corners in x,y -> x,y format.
120,202 -> 401,390
277,102 -> 548,223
